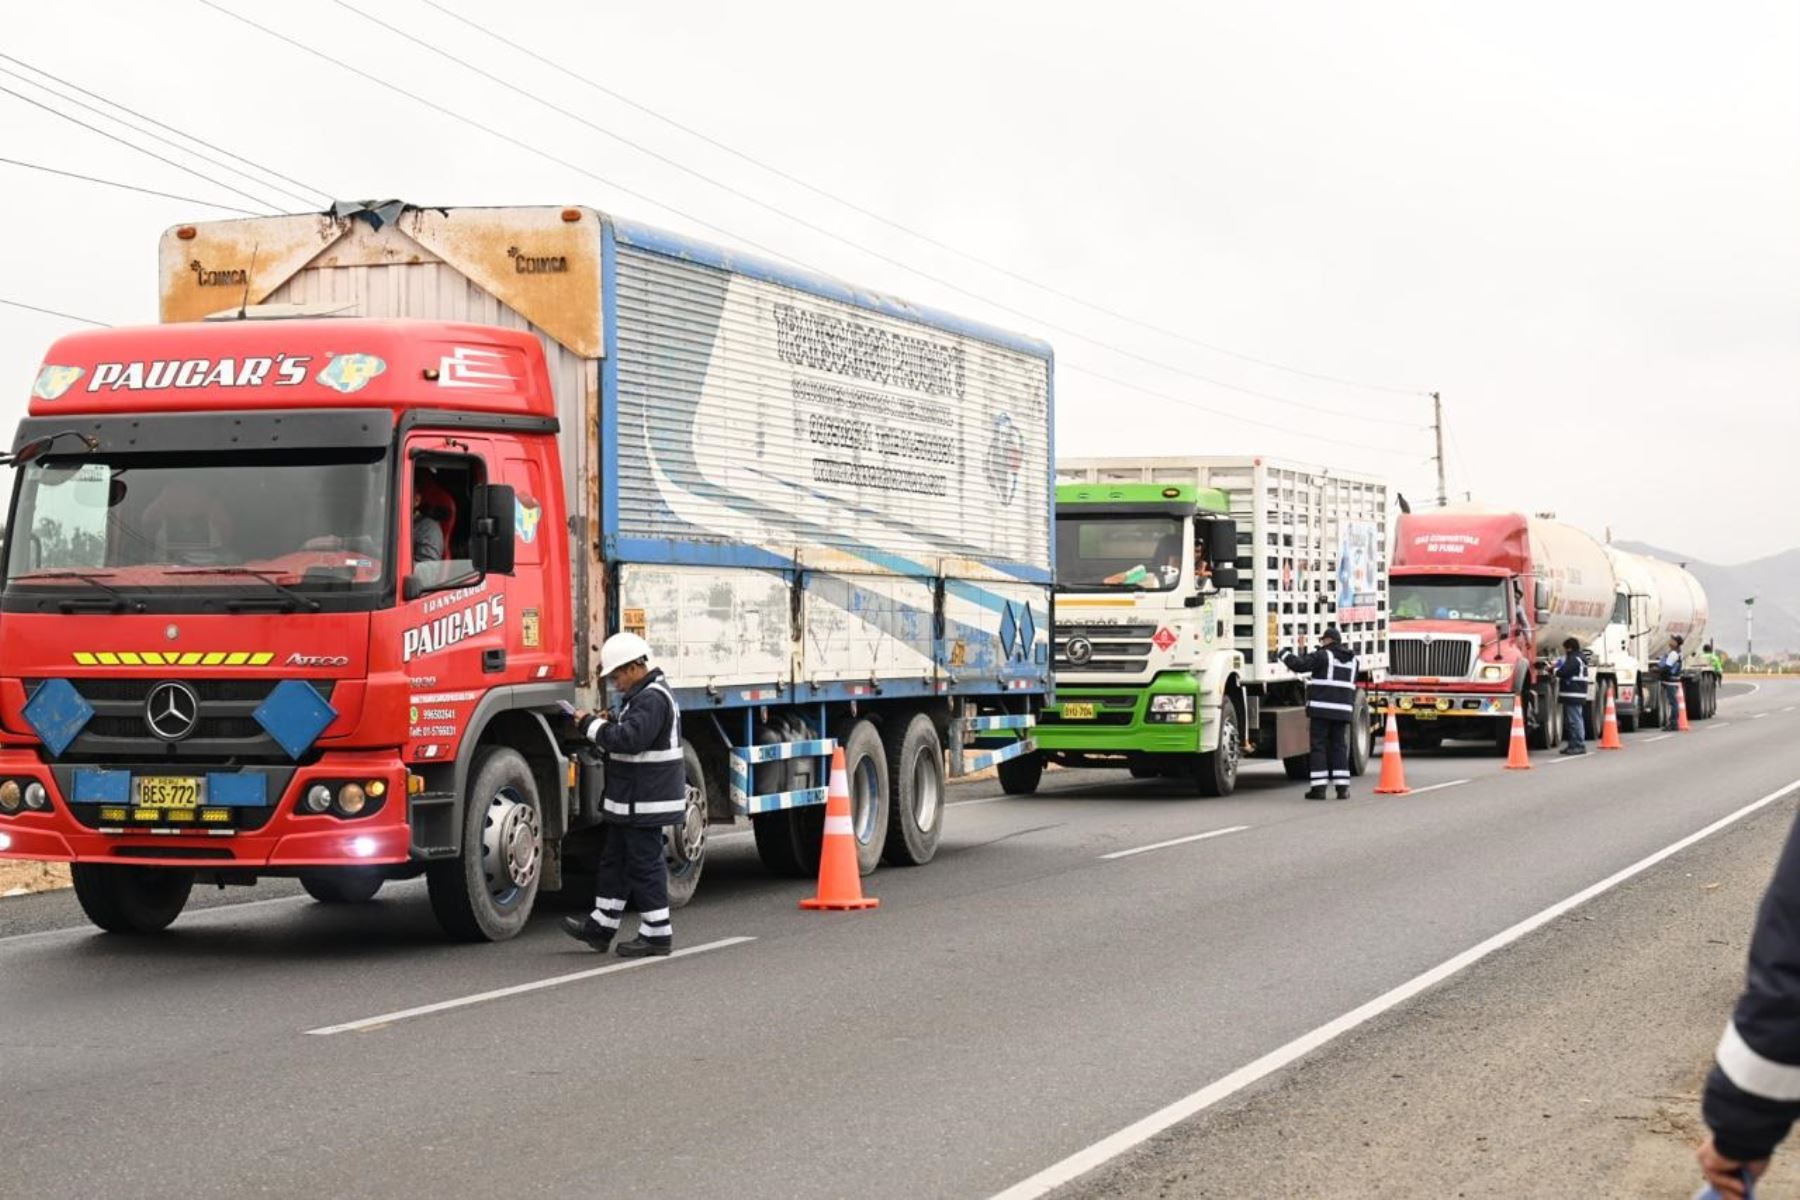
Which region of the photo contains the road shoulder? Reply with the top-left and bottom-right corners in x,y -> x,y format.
1070,797 -> 1800,1199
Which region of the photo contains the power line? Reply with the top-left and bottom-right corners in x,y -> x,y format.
272,1 -> 1424,431
0,156 -> 262,215
0,62 -> 304,210
0,297 -> 111,327
420,0 -> 1428,399
0,82 -> 280,213
0,52 -> 334,207
1058,362 -> 1415,458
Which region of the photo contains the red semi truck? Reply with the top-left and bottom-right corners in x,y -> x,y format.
0,204 -> 1053,939
1373,505 -> 1717,753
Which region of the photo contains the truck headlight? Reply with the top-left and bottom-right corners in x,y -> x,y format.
22,783 -> 47,811
1479,665 -> 1508,682
304,785 -> 333,814
1148,694 -> 1197,723
0,780 -> 19,813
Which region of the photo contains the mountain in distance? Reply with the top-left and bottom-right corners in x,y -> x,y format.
1613,540 -> 1799,658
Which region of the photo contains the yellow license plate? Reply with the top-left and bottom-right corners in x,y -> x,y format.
1411,712 -> 1439,721
1062,703 -> 1097,720
134,777 -> 204,808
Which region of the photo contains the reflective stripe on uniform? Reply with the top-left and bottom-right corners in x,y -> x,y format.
1716,1020 -> 1800,1101
640,922 -> 672,939
1310,700 -> 1354,714
604,796 -> 688,816
612,747 -> 686,763
639,907 -> 671,923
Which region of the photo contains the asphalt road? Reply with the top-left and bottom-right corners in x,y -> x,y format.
2,680 -> 1794,1200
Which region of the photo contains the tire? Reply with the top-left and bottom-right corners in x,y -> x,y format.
662,741 -> 709,908
1348,694 -> 1372,777
1618,686 -> 1640,733
1283,754 -> 1311,782
838,719 -> 891,875
1130,764 -> 1160,780
998,752 -> 1044,796
1493,712 -> 1514,756
1528,683 -> 1559,751
70,863 -> 194,934
427,746 -> 543,943
752,809 -> 813,878
883,713 -> 946,866
1195,695 -> 1241,797
300,871 -> 384,905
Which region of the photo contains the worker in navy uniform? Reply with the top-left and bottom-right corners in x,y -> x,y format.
1554,636 -> 1590,755
1698,811 -> 1800,1196
1661,633 -> 1687,730
562,632 -> 687,958
1281,626 -> 1360,800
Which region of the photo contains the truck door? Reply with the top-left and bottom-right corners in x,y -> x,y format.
398,437 -> 513,762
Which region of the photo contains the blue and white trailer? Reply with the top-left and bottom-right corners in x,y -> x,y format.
160,202 -> 1053,904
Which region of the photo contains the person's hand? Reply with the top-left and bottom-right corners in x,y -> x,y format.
1697,1135 -> 1768,1198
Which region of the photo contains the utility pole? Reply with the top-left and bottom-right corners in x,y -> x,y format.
1431,391 -> 1447,508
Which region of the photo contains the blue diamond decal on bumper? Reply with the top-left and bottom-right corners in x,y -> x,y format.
253,680 -> 337,761
24,679 -> 94,758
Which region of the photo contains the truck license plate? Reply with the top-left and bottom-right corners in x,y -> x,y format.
1061,703 -> 1096,720
134,777 -> 204,808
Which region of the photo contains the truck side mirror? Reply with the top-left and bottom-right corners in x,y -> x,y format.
470,483 -> 517,576
1535,608 -> 1551,625
1206,518 -> 1238,567
1210,563 -> 1240,590
1534,579 -> 1551,610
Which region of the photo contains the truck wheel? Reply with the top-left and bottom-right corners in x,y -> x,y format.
883,713 -> 945,866
1348,695 -> 1372,777
752,810 -> 811,877
839,719 -> 891,875
662,741 -> 709,909
1283,754 -> 1311,782
1195,697 -> 1241,798
70,864 -> 194,934
1528,684 -> 1560,751
1618,688 -> 1640,733
427,746 -> 543,943
300,871 -> 384,905
998,751 -> 1044,796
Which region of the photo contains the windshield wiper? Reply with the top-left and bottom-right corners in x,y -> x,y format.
18,570 -> 139,613
166,566 -> 321,612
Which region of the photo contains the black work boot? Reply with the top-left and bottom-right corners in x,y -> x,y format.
615,936 -> 673,959
1304,786 -> 1327,801
1335,786 -> 1350,800
561,916 -> 613,952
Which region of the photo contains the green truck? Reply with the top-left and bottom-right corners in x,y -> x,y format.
1001,457 -> 1390,797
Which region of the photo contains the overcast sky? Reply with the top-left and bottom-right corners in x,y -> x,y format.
3,1 -> 1795,562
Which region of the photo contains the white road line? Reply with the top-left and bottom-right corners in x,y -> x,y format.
1752,713 -> 1770,721
991,777 -> 1800,1200
1783,706 -> 1796,714
1403,779 -> 1470,796
1641,733 -> 1676,743
305,936 -> 755,1036
1545,754 -> 1594,766
1100,826 -> 1249,861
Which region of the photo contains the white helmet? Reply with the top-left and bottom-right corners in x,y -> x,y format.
598,631 -> 653,679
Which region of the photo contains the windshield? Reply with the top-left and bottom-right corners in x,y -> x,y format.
1056,513 -> 1187,592
5,448 -> 390,597
1391,577 -> 1508,623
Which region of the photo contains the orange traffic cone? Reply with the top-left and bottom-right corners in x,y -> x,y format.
1373,716 -> 1410,795
1677,681 -> 1691,731
1504,704 -> 1532,769
1599,692 -> 1624,750
800,748 -> 879,911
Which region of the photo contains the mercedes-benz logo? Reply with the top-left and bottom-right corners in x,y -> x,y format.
144,681 -> 200,742
1065,636 -> 1094,667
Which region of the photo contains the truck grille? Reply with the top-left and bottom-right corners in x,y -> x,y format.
25,678 -> 336,763
1388,638 -> 1474,679
1053,623 -> 1157,674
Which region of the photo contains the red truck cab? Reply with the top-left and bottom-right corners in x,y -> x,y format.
0,317 -> 575,938
1371,510 -> 1540,753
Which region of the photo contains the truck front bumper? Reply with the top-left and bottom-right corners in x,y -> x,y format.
0,749 -> 412,870
1033,682 -> 1207,759
1371,689 -> 1517,719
